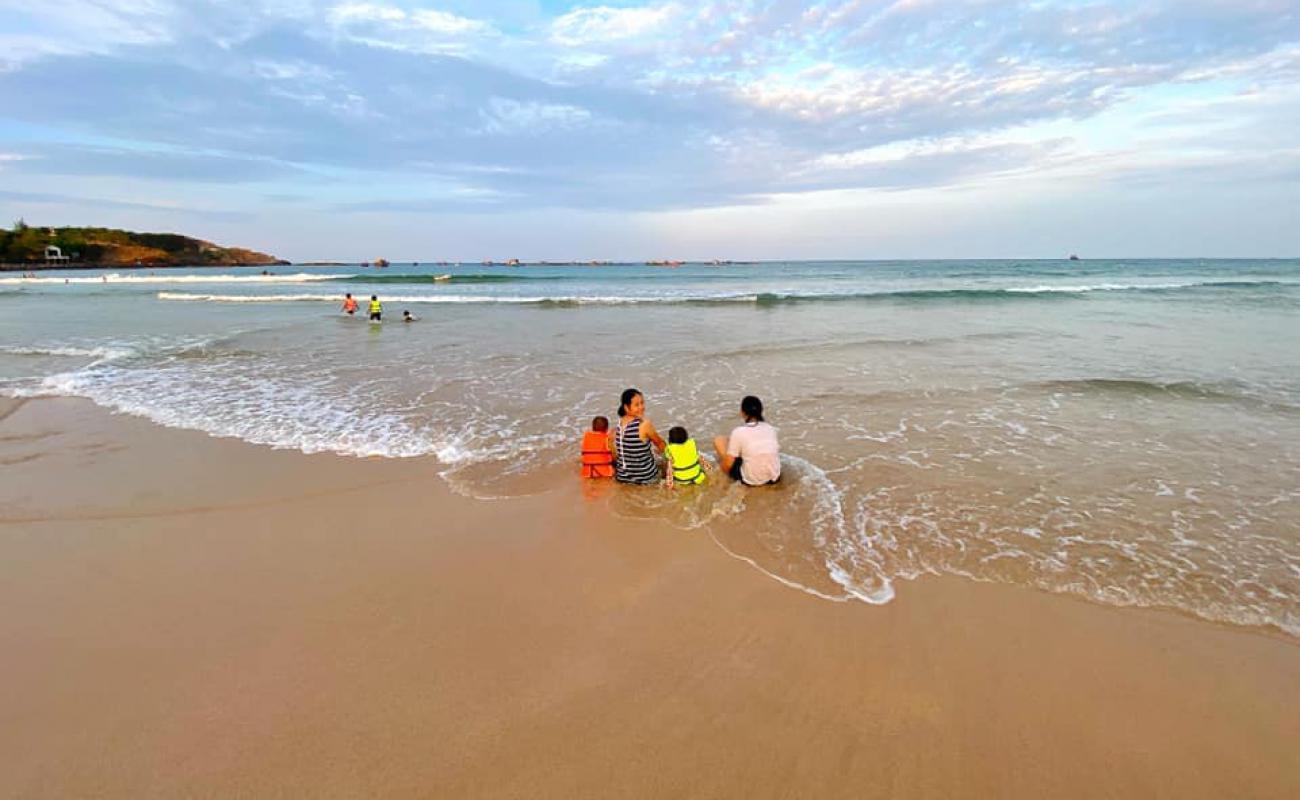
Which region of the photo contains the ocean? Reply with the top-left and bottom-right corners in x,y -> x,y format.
3,259 -> 1297,635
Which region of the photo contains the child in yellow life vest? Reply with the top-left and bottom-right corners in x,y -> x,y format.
580,416 -> 615,479
665,426 -> 706,486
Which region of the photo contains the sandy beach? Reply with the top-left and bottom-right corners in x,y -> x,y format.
0,396 -> 1295,798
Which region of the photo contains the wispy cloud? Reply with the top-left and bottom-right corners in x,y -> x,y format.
549,3 -> 680,46
0,1 -> 1295,254
0,188 -> 255,220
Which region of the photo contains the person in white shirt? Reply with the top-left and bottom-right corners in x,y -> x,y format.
713,395 -> 781,486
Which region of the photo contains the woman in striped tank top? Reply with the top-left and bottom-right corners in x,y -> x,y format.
613,388 -> 665,485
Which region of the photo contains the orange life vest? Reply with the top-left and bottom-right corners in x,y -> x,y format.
580,431 -> 614,478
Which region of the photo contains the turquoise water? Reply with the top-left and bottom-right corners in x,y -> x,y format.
3,259 -> 1298,634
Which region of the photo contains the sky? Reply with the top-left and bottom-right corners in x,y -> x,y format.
0,0 -> 1297,261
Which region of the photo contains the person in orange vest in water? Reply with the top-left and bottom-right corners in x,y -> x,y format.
580,416 -> 615,478
341,293 -> 358,315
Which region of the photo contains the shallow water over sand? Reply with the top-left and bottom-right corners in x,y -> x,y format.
3,259 -> 1298,633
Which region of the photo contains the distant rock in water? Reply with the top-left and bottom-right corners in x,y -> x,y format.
0,222 -> 287,268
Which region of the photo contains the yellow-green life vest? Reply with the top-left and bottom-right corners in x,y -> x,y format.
665,439 -> 705,484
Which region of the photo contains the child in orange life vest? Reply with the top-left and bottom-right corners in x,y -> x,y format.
579,416 -> 615,478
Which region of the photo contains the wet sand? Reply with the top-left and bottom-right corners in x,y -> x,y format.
1,397 -> 1297,798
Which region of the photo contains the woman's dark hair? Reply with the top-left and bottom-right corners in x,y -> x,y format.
741,395 -> 764,422
618,388 -> 642,418
668,426 -> 688,445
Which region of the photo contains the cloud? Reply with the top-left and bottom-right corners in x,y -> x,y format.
475,98 -> 597,135
549,4 -> 679,46
0,189 -> 254,221
0,0 -> 175,67
0,0 -> 1296,219
323,1 -> 496,54
4,143 -> 304,183
327,1 -> 489,34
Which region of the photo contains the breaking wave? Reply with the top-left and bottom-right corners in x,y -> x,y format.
151,279 -> 1298,307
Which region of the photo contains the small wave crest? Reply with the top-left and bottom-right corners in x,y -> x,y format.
152,279 -> 1296,307
155,291 -> 758,305
336,273 -> 563,285
1030,377 -> 1299,412
0,344 -> 134,361
754,280 -> 1295,305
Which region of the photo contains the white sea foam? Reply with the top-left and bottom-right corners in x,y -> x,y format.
1004,282 -> 1191,293
12,366 -> 444,459
996,279 -> 1300,293
156,291 -> 757,304
0,344 -> 134,361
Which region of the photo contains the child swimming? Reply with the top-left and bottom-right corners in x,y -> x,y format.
665,426 -> 706,486
580,416 -> 615,479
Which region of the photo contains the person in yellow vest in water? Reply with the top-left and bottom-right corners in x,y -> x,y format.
665,426 -> 706,486
368,294 -> 382,321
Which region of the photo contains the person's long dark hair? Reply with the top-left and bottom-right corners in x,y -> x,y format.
618,388 -> 642,418
741,395 -> 764,422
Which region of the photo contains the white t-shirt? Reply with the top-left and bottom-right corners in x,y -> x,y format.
727,421 -> 781,485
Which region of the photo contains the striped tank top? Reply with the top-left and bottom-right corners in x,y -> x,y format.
615,417 -> 659,485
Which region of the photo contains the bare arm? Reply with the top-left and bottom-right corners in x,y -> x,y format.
640,418 -> 666,451
713,435 -> 736,473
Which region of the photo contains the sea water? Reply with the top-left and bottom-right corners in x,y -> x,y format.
2,259 -> 1297,634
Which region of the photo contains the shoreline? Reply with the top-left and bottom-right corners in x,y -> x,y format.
0,261 -> 287,272
2,397 -> 1297,797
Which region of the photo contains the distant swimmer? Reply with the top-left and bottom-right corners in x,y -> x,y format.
402,310 -> 417,323
368,294 -> 382,322
342,293 -> 358,315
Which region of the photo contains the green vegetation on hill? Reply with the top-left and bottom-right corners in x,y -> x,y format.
0,220 -> 285,268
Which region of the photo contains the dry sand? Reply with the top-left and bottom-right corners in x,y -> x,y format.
1,397 -> 1297,798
